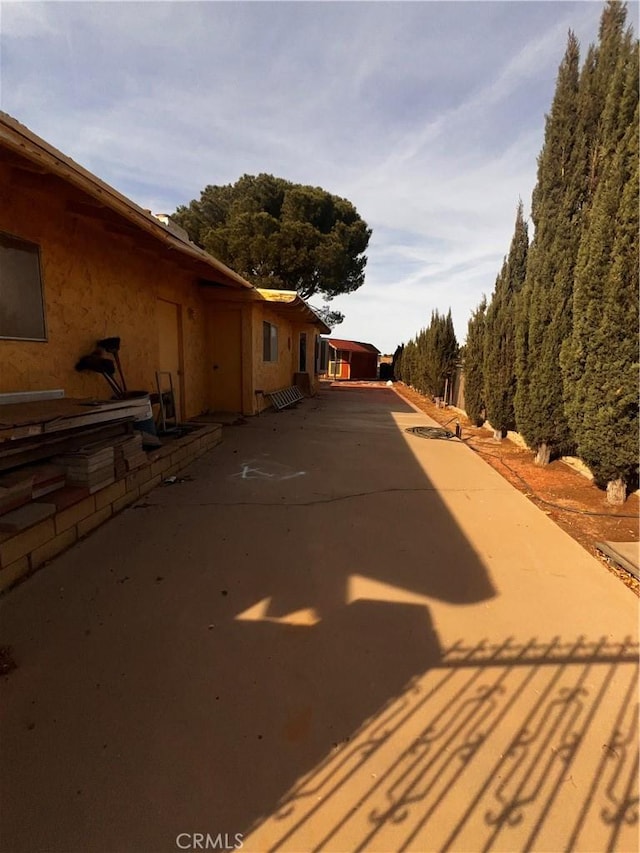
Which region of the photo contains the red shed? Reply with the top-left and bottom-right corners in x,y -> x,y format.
325,338 -> 380,380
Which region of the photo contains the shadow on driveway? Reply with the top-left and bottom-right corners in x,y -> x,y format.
0,386 -> 636,852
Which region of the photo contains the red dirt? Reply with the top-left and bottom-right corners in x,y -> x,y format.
394,382 -> 639,595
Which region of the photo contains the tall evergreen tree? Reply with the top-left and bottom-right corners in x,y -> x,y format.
464,297 -> 487,427
514,31 -> 582,464
484,202 -> 529,437
561,21 -> 638,504
392,345 -> 404,381
397,310 -> 458,399
426,309 -> 459,399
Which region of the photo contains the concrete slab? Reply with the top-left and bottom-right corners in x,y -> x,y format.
597,540 -> 640,580
0,385 -> 637,853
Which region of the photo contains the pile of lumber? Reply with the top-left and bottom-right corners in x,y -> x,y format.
113,434 -> 147,479
54,447 -> 115,493
53,433 -> 147,491
0,464 -> 66,517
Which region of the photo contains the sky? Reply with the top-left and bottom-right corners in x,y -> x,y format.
1,0 -> 637,353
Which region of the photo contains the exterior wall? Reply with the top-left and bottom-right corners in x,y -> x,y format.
0,163 -> 238,420
350,352 -> 378,379
327,350 -> 378,380
250,305 -> 320,413
327,359 -> 351,380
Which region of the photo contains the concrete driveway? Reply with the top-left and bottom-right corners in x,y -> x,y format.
0,384 -> 637,853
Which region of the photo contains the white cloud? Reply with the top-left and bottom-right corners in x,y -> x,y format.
1,0 -> 633,353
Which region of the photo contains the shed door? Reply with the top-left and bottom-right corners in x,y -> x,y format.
157,299 -> 183,420
209,309 -> 243,412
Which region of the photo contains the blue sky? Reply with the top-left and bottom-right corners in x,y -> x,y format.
2,1 -> 636,353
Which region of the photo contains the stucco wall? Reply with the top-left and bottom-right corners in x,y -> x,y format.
0,164 -> 215,419
251,305 -> 320,413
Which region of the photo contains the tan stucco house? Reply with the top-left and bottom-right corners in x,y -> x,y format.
0,112 -> 329,418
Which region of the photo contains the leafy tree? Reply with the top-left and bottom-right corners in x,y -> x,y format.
464,297 -> 487,426
173,173 -> 371,302
308,302 -> 344,329
483,202 -> 529,437
514,31 -> 582,464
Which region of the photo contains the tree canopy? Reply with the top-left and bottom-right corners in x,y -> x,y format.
483,202 -> 528,435
173,174 -> 371,304
394,310 -> 458,399
464,297 -> 487,427
514,30 -> 582,461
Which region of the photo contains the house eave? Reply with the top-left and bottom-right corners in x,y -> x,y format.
0,111 -> 254,291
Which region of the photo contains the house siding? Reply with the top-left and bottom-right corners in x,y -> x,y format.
251,305 -> 319,413
0,161 -> 213,418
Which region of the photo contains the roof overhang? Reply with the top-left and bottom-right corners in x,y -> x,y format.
325,338 -> 380,355
256,289 -> 331,334
0,112 -> 254,291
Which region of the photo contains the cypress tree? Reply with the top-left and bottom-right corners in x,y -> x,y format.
392,345 -> 404,381
424,310 -> 458,399
515,31 -> 582,464
464,297 -> 487,426
399,310 -> 458,399
561,19 -> 638,504
484,202 -> 529,438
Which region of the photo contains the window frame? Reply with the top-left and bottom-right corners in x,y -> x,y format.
0,231 -> 47,342
262,321 -> 278,362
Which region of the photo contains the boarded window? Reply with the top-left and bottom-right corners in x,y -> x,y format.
0,232 -> 46,341
262,321 -> 278,362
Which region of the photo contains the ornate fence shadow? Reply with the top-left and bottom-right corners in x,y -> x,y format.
244,634 -> 638,853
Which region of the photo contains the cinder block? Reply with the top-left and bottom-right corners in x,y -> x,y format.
126,467 -> 152,491
0,503 -> 56,533
0,556 -> 31,593
202,431 -> 222,449
112,487 -> 140,514
55,496 -> 96,534
0,519 -> 55,568
95,480 -> 126,511
171,448 -> 189,466
49,486 -> 93,512
77,506 -> 112,538
31,527 -> 77,570
151,456 -> 172,478
138,475 -> 161,497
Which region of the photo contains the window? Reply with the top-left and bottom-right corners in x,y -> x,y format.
0,232 -> 47,341
317,338 -> 329,373
299,332 -> 307,372
262,321 -> 278,362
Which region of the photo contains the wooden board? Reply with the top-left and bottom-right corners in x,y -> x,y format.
0,397 -> 149,440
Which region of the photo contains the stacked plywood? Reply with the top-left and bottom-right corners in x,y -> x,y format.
54,447 -> 115,494
113,434 -> 147,478
0,470 -> 35,516
0,464 -> 66,513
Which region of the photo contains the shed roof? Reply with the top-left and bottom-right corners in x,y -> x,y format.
0,111 -> 253,290
326,338 -> 380,355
